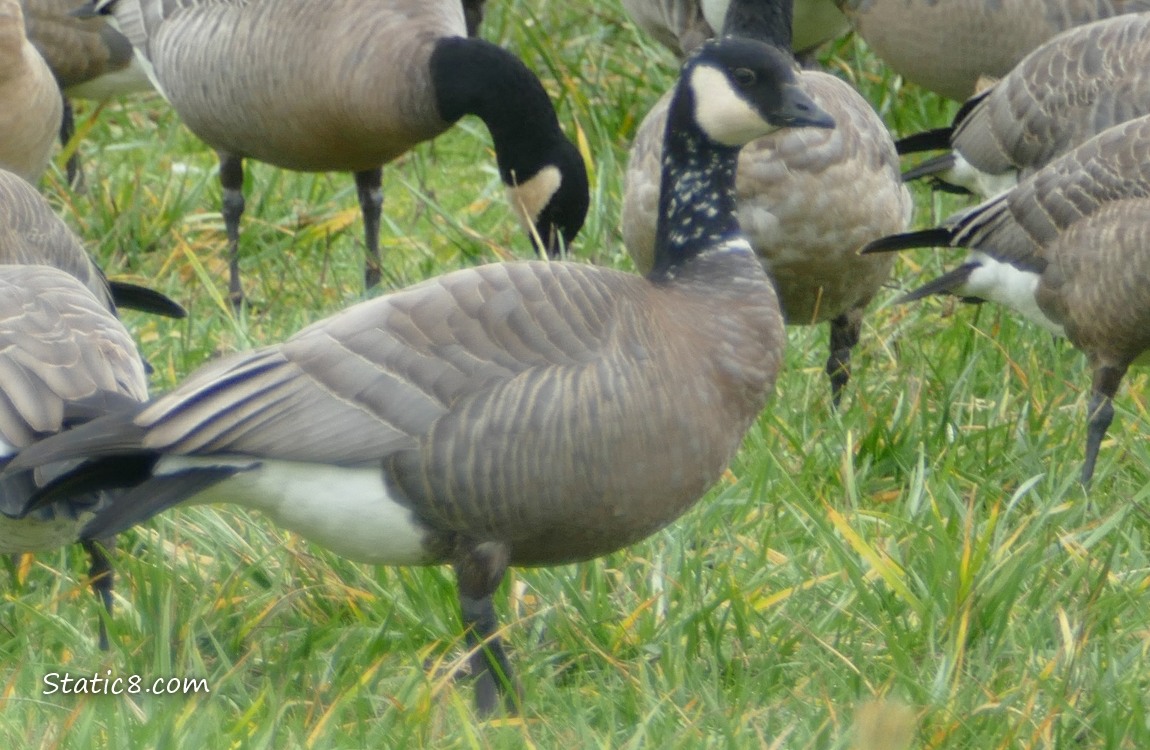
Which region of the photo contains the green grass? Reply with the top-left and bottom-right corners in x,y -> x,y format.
4,1 -> 1150,747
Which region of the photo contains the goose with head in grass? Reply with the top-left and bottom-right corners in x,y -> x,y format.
623,0 -> 910,406
897,14 -> 1150,199
0,167 -> 178,649
85,0 -> 589,304
12,36 -> 834,714
864,115 -> 1150,484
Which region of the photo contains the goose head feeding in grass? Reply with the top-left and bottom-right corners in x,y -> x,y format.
11,37 -> 833,715
87,0 -> 589,303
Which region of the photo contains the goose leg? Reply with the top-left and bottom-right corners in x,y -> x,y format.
354,169 -> 384,291
1082,364 -> 1126,486
60,97 -> 84,190
219,152 -> 247,308
462,0 -> 487,37
453,540 -> 520,715
826,309 -> 863,408
81,538 -> 114,651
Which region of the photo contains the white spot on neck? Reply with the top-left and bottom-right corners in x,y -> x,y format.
689,66 -> 778,147
506,165 -> 563,238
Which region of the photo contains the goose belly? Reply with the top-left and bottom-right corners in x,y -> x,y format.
157,458 -> 436,566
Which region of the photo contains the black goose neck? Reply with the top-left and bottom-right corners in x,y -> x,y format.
648,80 -> 746,281
723,0 -> 793,50
430,36 -> 568,186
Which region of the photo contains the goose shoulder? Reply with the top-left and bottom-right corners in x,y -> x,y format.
622,0 -> 714,57
138,0 -> 463,170
624,71 -> 910,324
837,0 -> 1150,100
0,0 -> 62,182
950,15 -> 1150,179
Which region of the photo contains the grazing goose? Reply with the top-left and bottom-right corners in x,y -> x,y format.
836,0 -> 1150,101
623,0 -> 910,405
0,167 -> 185,317
863,115 -> 1150,483
12,37 -> 834,714
0,0 -> 62,183
897,14 -> 1150,198
623,0 -> 849,59
88,0 -> 590,304
0,169 -> 156,648
23,0 -> 153,187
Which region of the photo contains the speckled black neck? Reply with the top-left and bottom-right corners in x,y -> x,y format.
648,74 -> 747,281
722,0 -> 794,49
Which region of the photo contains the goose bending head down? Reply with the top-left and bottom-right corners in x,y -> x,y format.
12,38 -> 834,714
87,0 -> 590,304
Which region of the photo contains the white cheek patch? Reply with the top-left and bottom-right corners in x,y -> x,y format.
505,164 -> 563,236
690,66 -> 776,147
962,253 -> 1066,336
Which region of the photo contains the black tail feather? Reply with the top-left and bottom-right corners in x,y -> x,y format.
861,227 -> 955,255
895,127 -> 953,155
902,153 -> 959,184
895,263 -> 981,304
82,467 -> 243,538
109,281 -> 187,319
24,455 -> 159,514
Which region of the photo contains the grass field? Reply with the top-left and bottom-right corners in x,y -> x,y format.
4,1 -> 1150,747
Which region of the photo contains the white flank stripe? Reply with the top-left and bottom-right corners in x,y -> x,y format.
961,253 -> 1065,336
156,457 -> 431,565
950,154 -> 1018,199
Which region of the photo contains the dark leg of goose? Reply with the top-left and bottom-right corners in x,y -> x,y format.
1082,365 -> 1125,486
826,310 -> 863,408
462,0 -> 487,37
81,538 -> 114,651
453,540 -> 519,715
218,152 -> 247,308
354,169 -> 384,291
60,97 -> 84,190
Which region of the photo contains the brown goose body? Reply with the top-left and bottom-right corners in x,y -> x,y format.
24,0 -> 148,97
865,115 -> 1150,482
96,0 -> 589,301
837,0 -> 1150,101
624,70 -> 909,403
0,0 -> 62,183
13,37 -> 832,712
900,14 -> 1150,197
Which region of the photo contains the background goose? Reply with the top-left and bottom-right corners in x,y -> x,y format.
12,37 -> 834,714
898,14 -> 1150,198
0,168 -> 154,648
623,0 -> 849,59
0,0 -> 62,183
863,115 -> 1150,483
623,0 -> 910,405
91,0 -> 590,304
0,167 -> 185,317
836,0 -> 1150,101
24,0 -> 153,187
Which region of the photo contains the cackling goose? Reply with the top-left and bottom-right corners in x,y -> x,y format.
836,0 -> 1150,101
863,115 -> 1150,483
623,0 -> 910,405
898,14 -> 1150,198
12,37 -> 834,714
88,0 -> 590,304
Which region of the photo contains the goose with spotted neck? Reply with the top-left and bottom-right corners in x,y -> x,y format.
11,37 -> 833,714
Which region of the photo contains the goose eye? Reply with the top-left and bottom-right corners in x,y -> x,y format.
732,68 -> 756,87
